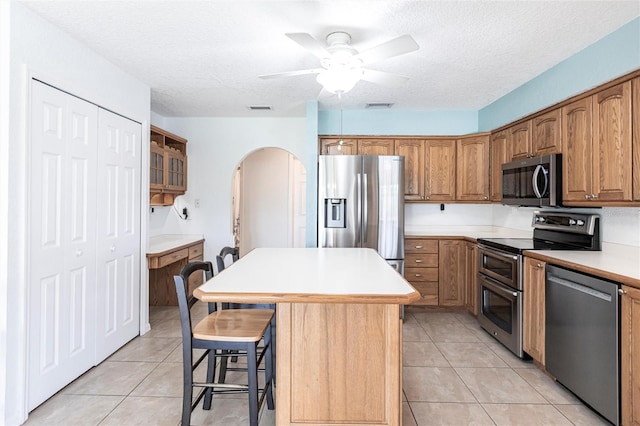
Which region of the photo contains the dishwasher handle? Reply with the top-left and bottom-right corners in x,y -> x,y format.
547,274 -> 613,302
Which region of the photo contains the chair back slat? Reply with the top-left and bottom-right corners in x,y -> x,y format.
216,246 -> 239,272
174,260 -> 215,341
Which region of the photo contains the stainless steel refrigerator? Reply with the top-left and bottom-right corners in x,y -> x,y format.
318,155 -> 405,273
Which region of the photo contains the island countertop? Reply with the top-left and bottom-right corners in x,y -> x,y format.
194,247 -> 420,304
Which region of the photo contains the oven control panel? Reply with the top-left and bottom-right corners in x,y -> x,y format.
532,212 -> 599,235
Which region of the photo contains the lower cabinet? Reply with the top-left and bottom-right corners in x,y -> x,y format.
438,240 -> 466,306
148,241 -> 205,305
404,238 -> 439,305
622,285 -> 640,426
522,257 -> 546,365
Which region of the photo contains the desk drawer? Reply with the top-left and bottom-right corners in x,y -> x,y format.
188,243 -> 204,259
405,239 -> 438,253
406,253 -> 438,268
158,248 -> 189,268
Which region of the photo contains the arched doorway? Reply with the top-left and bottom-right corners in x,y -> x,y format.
232,148 -> 306,257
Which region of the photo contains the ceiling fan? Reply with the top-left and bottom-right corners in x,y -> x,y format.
259,32 -> 419,96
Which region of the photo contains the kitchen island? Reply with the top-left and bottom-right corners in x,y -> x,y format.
193,247 -> 419,426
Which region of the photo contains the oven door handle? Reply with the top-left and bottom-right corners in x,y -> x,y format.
479,248 -> 518,262
480,274 -> 519,298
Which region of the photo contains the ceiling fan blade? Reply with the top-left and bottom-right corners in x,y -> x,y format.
355,35 -> 419,65
259,68 -> 324,79
286,33 -> 330,59
361,69 -> 409,86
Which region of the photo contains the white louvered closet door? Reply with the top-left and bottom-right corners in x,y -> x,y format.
95,109 -> 141,362
28,81 -> 98,410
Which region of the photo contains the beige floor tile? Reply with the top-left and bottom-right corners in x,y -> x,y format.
453,311 -> 478,325
108,337 -> 180,362
554,404 -> 611,425
24,394 -> 123,425
436,342 -> 508,367
149,306 -> 180,323
482,403 -> 573,425
62,361 -> 158,395
403,321 -> 432,342
403,341 -> 449,367
100,396 -> 182,425
455,367 -> 547,404
164,344 -> 207,363
422,322 -> 480,343
143,318 -> 184,339
189,398 -> 269,425
402,401 -> 417,426
410,402 -> 495,426
403,367 -> 476,403
413,312 -> 465,326
485,341 -> 536,369
514,368 -> 581,405
130,362 -> 185,398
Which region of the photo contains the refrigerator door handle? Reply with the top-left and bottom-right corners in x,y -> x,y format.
363,173 -> 368,244
356,172 -> 362,247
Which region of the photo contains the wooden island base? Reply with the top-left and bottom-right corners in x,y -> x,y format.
276,302 -> 402,426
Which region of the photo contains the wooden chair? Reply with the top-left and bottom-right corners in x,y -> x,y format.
174,261 -> 274,426
215,247 -> 277,384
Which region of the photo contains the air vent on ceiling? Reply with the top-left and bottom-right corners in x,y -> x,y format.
248,105 -> 272,111
365,102 -> 394,109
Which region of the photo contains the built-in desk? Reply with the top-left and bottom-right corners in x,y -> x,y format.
147,234 -> 204,305
194,247 -> 419,426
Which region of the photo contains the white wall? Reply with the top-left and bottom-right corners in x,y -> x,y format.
4,2 -> 150,424
151,117 -> 307,260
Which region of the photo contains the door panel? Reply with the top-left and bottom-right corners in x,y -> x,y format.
29,81 -> 98,410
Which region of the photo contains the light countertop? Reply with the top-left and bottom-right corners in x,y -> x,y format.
405,225 -> 533,239
147,234 -> 204,256
194,247 -> 420,304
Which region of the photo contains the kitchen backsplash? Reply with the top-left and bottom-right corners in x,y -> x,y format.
406,204 -> 640,247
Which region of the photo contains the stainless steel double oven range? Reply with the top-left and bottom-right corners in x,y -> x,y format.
476,211 -> 601,358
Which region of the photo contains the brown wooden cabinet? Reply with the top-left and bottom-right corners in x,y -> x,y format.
425,139 -> 456,201
320,138 -> 357,155
456,135 -> 490,201
622,285 -> 640,426
404,238 -> 439,305
357,138 -> 394,155
148,239 -> 204,305
563,81 -> 633,204
438,240 -> 465,307
464,242 -> 478,315
509,121 -> 533,160
522,257 -> 545,365
634,78 -> 640,201
489,131 -> 509,202
150,125 -> 188,206
395,139 -> 425,201
532,109 -> 562,156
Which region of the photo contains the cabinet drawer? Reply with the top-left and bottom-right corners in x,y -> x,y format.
410,281 -> 439,305
188,243 -> 204,259
405,239 -> 438,253
406,253 -> 438,268
404,267 -> 438,282
158,248 -> 189,268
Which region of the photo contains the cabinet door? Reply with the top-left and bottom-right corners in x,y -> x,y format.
149,143 -> 165,191
425,139 -> 456,201
622,285 -> 640,426
562,98 -> 593,203
464,242 -> 478,315
320,138 -> 357,155
456,136 -> 489,201
522,257 -> 545,365
489,131 -> 509,202
165,150 -> 187,192
509,121 -> 532,160
532,109 -> 562,156
593,81 -> 633,201
395,139 -> 425,200
438,240 -> 465,306
632,78 -> 640,201
358,138 -> 394,155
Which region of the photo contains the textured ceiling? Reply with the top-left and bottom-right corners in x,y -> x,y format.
20,0 -> 640,117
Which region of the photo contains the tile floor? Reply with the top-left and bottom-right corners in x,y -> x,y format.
24,305 -> 610,426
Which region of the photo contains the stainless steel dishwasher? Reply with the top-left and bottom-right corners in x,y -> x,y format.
545,264 -> 620,426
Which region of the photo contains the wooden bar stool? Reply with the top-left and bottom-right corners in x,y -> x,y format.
174,261 -> 274,426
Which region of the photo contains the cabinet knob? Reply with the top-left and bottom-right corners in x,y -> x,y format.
110,246 -> 116,252
415,274 -> 422,278
584,194 -> 591,200
415,259 -> 423,263
415,245 -> 423,249
591,194 -> 598,199
425,196 -> 430,200
536,263 -> 542,269
483,196 -> 489,200
618,289 -> 628,296
75,250 -> 83,257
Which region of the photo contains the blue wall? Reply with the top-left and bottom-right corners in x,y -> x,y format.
478,17 -> 640,131
318,109 -> 478,136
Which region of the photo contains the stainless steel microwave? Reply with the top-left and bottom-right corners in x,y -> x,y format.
501,154 -> 562,207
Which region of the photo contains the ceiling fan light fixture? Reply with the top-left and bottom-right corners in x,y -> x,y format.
316,67 -> 362,94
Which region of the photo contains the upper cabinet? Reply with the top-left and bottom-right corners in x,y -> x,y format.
532,109 -> 562,156
395,139 -> 425,201
634,78 -> 640,202
150,125 -> 188,206
456,135 -> 490,201
509,121 -> 532,160
489,131 -> 509,202
357,138 -> 395,155
424,138 -> 456,201
320,138 -> 357,155
563,81 -> 633,204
